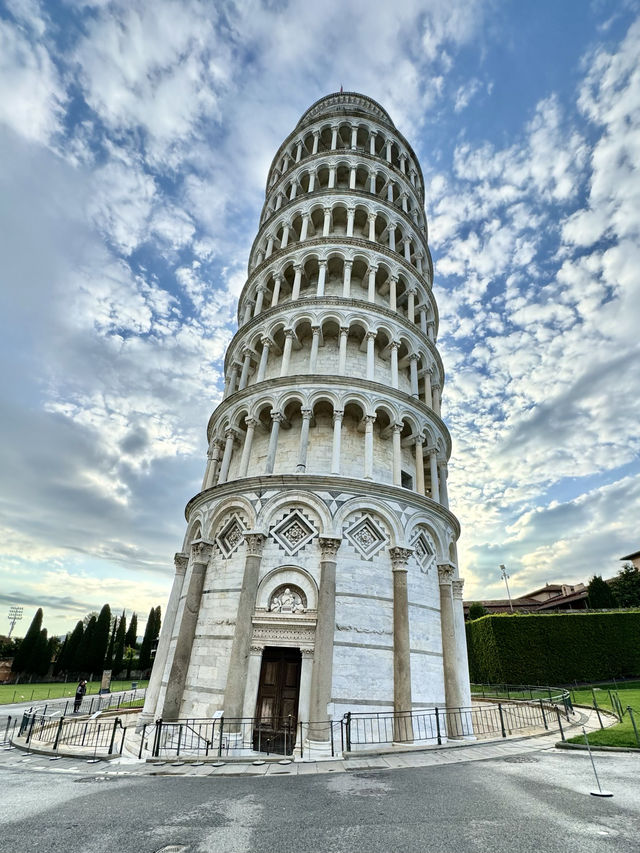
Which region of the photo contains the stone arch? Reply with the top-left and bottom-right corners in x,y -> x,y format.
404,510 -> 448,559
334,495 -> 403,546
206,496 -> 258,541
257,490 -> 333,536
255,566 -> 319,612
182,517 -> 204,551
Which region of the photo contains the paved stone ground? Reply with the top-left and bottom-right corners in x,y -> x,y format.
0,723 -> 638,853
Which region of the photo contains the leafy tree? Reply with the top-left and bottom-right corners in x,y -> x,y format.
124,646 -> 137,679
0,636 -> 20,659
112,612 -> 126,677
91,604 -> 111,674
65,621 -> 84,676
125,612 -> 138,649
139,606 -> 161,671
11,608 -> 43,674
468,602 -> 487,620
587,574 -> 617,609
610,564 -> 640,608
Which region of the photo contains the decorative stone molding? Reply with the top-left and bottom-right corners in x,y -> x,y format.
216,513 -> 246,558
437,562 -> 456,585
452,579 -> 464,600
269,585 -> 307,613
318,536 -> 342,560
190,539 -> 214,565
389,546 -> 413,571
270,510 -> 317,555
243,531 -> 266,557
344,515 -> 386,560
174,552 -> 189,575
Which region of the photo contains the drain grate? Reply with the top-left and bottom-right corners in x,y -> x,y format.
504,756 -> 540,764
154,846 -> 189,853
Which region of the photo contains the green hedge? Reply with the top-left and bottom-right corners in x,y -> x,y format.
466,611 -> 640,684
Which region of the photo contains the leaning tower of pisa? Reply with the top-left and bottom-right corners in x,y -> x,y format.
141,92 -> 471,749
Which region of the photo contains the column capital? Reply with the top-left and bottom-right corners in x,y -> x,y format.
301,211 -> 310,221
452,579 -> 464,600
256,284 -> 267,294
367,211 -> 377,221
432,382 -> 441,392
249,644 -> 264,655
407,284 -> 417,294
339,325 -> 349,336
391,422 -> 403,434
292,261 -> 301,271
300,647 -> 315,658
244,416 -> 258,429
365,330 -> 377,341
389,546 -> 413,570
284,328 -> 296,340
260,335 -> 273,347
174,552 -> 189,575
408,352 -> 419,362
363,414 -> 376,426
343,258 -> 353,269
318,258 -> 327,268
311,324 -> 321,334
389,339 -> 400,351
191,539 -> 214,565
414,435 -> 424,447
301,407 -> 313,420
332,409 -> 344,423
347,205 -> 356,214
241,345 -> 252,358
312,129 -> 320,138
243,531 -> 266,557
319,536 -> 342,560
437,562 -> 456,585
224,426 -> 238,440
271,411 -> 285,424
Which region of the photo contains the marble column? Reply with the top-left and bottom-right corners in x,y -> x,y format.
300,214 -> 310,241
438,461 -> 449,509
346,207 -> 355,237
223,533 -> 266,727
291,264 -> 302,299
317,260 -> 327,296
271,275 -> 281,307
366,331 -> 376,380
295,649 -> 314,754
407,288 -> 416,323
323,207 -> 331,236
429,448 -> 439,501
432,383 -> 441,416
238,348 -> 252,391
438,563 -> 468,737
338,327 -> 348,374
331,410 -> 343,474
241,646 -> 263,722
296,408 -> 313,472
414,437 -> 425,495
202,440 -> 220,490
256,337 -> 271,382
138,552 -> 188,727
342,260 -> 352,297
452,578 -> 473,723
363,414 -> 375,480
368,266 -> 377,302
280,329 -> 294,376
217,429 -> 236,485
390,341 -> 399,389
409,354 -> 419,397
423,368 -> 433,408
368,212 -> 376,241
238,417 -> 257,477
161,540 -> 214,720
392,423 -> 402,486
308,537 -> 341,739
389,277 -> 397,311
265,412 -> 283,474
390,547 -> 414,742
312,131 -> 319,155
308,326 -> 320,372
253,286 -> 266,316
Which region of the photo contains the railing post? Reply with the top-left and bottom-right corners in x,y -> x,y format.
53,716 -> 65,751
138,724 -> 147,759
538,699 -> 548,730
498,703 -> 506,738
345,712 -> 351,752
627,707 -> 640,747
330,720 -> 335,757
152,718 -> 162,757
108,718 -> 120,755
594,704 -> 604,729
554,705 -> 565,741
218,715 -> 224,757
26,713 -> 37,745
435,707 -> 441,745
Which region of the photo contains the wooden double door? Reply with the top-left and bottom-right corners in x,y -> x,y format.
253,646 -> 301,755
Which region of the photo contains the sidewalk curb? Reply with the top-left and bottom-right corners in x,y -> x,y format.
556,741 -> 640,753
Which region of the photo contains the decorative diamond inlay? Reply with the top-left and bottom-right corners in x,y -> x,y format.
344,515 -> 387,560
412,531 -> 436,574
216,514 -> 246,558
270,510 -> 317,555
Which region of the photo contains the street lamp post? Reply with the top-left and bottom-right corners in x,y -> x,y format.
7,606 -> 23,637
499,565 -> 514,612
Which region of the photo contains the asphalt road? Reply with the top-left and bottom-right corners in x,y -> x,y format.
0,749 -> 638,853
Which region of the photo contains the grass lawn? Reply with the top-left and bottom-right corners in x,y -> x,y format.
0,679 -> 149,705
568,682 -> 640,748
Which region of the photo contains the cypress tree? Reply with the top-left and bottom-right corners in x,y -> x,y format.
125,612 -> 138,649
105,617 -> 117,669
92,604 -> 111,674
34,629 -> 51,677
65,621 -> 84,676
77,615 -> 97,675
112,612 -> 126,677
53,634 -> 69,676
11,608 -> 43,674
139,607 -> 159,671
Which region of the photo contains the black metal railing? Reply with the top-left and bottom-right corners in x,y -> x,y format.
16,709 -> 127,756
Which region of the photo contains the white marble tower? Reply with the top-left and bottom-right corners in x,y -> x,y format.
141,92 -> 471,748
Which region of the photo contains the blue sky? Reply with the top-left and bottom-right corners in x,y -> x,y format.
1,0 -> 639,636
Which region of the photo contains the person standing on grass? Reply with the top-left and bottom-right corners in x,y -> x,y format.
74,679 -> 87,713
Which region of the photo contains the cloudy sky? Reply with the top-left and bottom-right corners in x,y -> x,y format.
1,0 -> 639,636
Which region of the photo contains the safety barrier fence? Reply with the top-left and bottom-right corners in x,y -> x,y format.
15,709 -> 128,756
142,696 -> 575,761
470,683 -> 572,705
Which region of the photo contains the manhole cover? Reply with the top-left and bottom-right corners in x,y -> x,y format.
154,847 -> 189,853
504,756 -> 539,764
